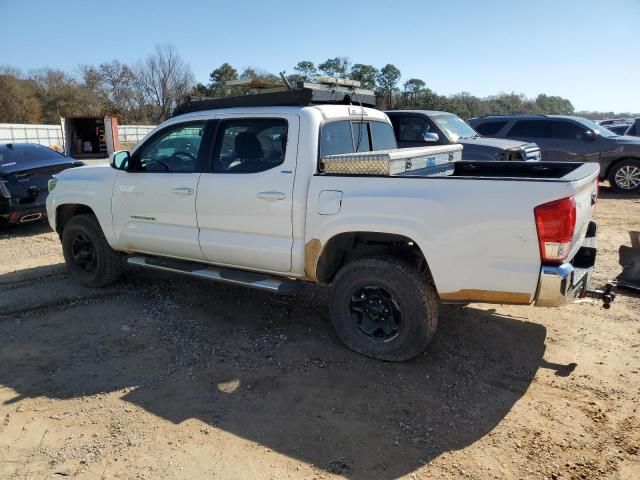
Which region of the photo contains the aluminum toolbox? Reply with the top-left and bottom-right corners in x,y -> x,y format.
320,145 -> 463,176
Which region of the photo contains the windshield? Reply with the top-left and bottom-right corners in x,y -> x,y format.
577,118 -> 617,138
432,114 -> 478,141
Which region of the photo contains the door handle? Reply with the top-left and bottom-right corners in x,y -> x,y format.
171,187 -> 194,196
257,191 -> 286,201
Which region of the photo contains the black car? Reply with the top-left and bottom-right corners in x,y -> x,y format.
0,143 -> 83,225
468,114 -> 640,193
606,124 -> 632,136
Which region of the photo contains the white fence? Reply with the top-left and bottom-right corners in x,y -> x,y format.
0,123 -> 157,148
0,124 -> 64,147
118,125 -> 156,146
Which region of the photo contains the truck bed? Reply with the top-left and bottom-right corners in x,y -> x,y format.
319,160 -> 595,182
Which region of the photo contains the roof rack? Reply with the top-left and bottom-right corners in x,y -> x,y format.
172,81 -> 377,117
479,113 -> 548,118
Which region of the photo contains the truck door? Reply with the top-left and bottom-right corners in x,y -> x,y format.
196,114 -> 298,273
111,120 -> 211,260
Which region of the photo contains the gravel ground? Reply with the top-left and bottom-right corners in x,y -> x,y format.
0,187 -> 638,479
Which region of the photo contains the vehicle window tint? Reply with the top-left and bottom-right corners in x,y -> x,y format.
138,122 -> 205,172
352,122 -> 371,152
213,118 -> 288,173
320,121 -> 353,156
627,124 -> 637,136
475,120 -> 508,136
0,145 -> 62,164
397,116 -> 430,142
550,121 -> 585,140
506,120 -> 549,138
370,121 -> 397,150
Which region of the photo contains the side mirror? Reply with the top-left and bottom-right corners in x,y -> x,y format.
423,132 -> 440,143
583,130 -> 596,141
111,150 -> 131,171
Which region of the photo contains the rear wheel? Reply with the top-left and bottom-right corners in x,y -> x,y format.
61,214 -> 124,287
329,257 -> 438,361
609,159 -> 640,193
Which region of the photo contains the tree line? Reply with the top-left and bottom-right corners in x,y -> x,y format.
0,45 -> 634,126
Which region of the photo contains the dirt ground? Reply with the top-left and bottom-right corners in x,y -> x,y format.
0,187 -> 639,480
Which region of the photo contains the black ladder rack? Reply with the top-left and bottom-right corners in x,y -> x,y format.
172,83 -> 377,117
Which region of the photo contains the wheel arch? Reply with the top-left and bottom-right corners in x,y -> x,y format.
55,203 -> 97,235
307,231 -> 436,289
604,156 -> 640,180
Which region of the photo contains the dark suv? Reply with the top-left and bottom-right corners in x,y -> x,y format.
468,114 -> 640,193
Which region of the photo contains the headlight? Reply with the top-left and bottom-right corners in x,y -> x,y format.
48,178 -> 58,192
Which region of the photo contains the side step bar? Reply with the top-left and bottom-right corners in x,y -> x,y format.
127,256 -> 302,295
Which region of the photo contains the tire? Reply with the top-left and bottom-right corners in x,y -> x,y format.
329,256 -> 438,361
608,159 -> 640,193
61,214 -> 124,287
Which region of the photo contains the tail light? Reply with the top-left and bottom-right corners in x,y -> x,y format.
534,196 -> 576,263
0,181 -> 11,199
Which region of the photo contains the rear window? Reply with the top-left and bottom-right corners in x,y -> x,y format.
370,121 -> 397,150
475,120 -> 508,136
0,144 -> 62,165
320,120 -> 397,157
507,120 -> 549,138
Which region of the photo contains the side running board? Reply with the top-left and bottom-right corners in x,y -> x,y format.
127,256 -> 302,295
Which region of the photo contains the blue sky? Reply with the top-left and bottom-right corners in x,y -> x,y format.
1,0 -> 639,112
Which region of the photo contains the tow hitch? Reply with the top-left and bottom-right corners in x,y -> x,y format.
584,283 -> 616,309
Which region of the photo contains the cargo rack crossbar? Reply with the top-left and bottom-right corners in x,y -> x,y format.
172,82 -> 377,117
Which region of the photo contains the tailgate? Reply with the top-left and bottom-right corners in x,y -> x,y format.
569,164 -> 599,258
6,164 -> 73,204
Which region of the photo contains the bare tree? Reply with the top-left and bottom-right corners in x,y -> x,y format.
136,45 -> 194,122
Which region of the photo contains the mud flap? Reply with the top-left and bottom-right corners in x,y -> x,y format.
615,231 -> 640,293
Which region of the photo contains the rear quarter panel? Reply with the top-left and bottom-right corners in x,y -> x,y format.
306,175 -> 586,303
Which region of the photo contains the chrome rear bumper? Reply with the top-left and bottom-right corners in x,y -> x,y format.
534,221 -> 597,307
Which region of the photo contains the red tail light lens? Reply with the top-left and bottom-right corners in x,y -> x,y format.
534,197 -> 576,263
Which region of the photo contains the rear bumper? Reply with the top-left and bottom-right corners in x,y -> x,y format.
534,221 -> 597,307
0,202 -> 47,225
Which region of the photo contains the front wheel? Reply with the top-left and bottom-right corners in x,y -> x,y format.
609,159 -> 640,193
61,214 -> 124,287
329,257 -> 438,361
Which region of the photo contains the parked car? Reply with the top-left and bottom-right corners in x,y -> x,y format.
47,83 -> 606,361
598,119 -> 632,127
624,118 -> 639,137
606,124 -> 632,135
386,110 -> 542,161
469,114 -> 640,193
0,143 -> 83,226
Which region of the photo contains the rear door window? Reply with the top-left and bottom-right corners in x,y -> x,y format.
507,120 -> 549,138
475,120 -> 508,136
212,118 -> 288,173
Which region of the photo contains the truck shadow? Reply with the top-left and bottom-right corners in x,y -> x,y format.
0,270 -> 556,479
0,220 -> 52,238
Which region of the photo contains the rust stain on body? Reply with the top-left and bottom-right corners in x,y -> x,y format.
439,289 -> 531,305
304,239 -> 322,282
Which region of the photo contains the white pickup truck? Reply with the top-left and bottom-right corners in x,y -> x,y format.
46,86 -> 605,361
